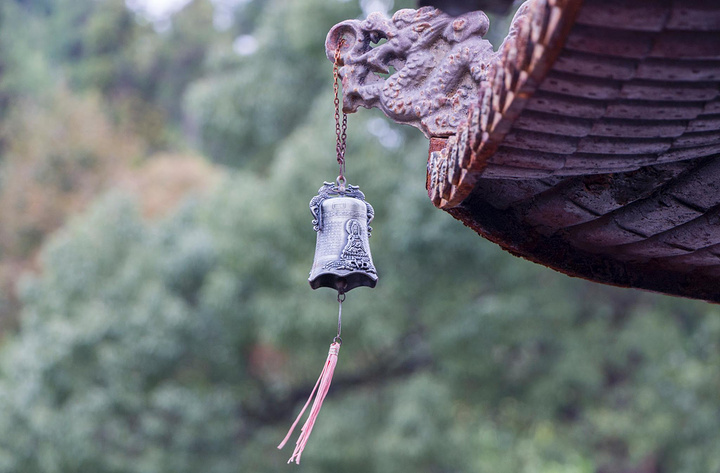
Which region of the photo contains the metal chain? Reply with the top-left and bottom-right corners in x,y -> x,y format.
333,40 -> 348,189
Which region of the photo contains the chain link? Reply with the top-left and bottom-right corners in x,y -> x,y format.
333,40 -> 348,187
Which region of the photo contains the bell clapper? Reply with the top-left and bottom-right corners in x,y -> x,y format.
335,286 -> 345,345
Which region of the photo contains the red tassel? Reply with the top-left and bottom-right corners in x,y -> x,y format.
278,341 -> 341,464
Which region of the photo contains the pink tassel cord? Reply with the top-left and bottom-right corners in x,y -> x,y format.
278,341 -> 341,464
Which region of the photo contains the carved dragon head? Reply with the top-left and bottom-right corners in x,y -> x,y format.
326,7 -> 494,138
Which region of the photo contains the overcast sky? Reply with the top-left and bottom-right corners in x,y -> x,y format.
126,0 -> 191,20
129,0 -> 392,21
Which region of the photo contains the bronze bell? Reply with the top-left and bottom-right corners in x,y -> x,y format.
309,181 -> 378,292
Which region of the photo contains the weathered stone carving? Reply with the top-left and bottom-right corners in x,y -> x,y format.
325,7 -> 495,138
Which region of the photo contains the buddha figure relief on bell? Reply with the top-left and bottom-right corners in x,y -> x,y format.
308,181 -> 377,293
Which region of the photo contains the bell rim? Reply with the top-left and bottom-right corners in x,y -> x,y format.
308,272 -> 378,292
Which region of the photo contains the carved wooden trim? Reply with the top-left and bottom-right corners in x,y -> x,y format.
427,0 -> 584,209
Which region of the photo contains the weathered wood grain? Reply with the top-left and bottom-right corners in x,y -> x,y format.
423,0 -> 720,301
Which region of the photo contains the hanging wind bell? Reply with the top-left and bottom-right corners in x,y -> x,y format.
308,182 -> 377,292
278,39 -> 378,465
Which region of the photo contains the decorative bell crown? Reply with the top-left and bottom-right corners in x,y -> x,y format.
309,181 -> 377,292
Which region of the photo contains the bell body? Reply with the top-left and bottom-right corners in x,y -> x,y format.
309,183 -> 377,292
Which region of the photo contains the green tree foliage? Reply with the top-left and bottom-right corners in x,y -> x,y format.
0,2 -> 55,116
0,0 -> 223,324
184,0 -> 363,168
0,1 -> 718,472
0,85 -> 146,329
1,90 -> 720,472
0,0 -> 221,147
